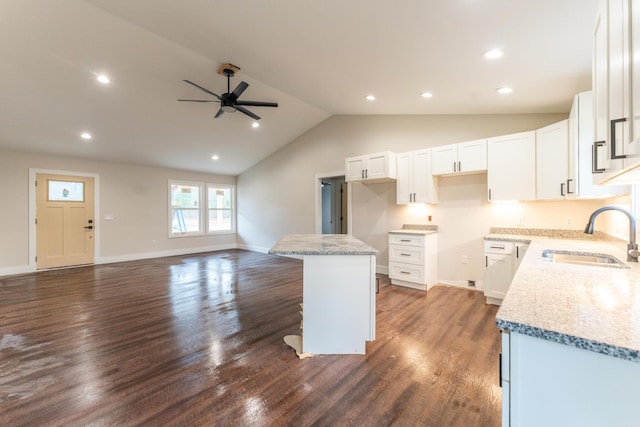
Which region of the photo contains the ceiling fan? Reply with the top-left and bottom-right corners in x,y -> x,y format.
178,63 -> 278,120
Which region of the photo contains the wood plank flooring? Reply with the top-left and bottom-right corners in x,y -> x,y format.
0,249 -> 501,426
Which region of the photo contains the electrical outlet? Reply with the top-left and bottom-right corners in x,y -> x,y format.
461,255 -> 468,264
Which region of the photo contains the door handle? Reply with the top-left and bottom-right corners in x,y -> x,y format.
592,141 -> 605,173
610,118 -> 628,160
84,225 -> 93,230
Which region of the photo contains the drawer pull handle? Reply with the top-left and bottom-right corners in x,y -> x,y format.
490,245 -> 505,249
400,253 -> 411,256
400,271 -> 411,275
400,239 -> 411,242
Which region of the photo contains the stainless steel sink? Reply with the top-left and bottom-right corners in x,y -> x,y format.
541,249 -> 629,269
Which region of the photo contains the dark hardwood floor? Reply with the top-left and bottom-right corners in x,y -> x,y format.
0,249 -> 501,426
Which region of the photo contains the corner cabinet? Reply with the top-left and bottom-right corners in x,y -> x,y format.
536,120 -> 569,200
484,240 -> 528,305
487,131 -> 536,202
345,151 -> 396,183
396,149 -> 438,204
432,139 -> 487,175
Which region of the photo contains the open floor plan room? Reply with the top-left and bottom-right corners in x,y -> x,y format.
0,250 -> 500,426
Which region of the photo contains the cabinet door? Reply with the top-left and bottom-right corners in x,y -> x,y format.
366,152 -> 390,180
345,156 -> 366,182
536,120 -> 569,200
631,0 -> 640,154
608,0 -> 633,166
396,152 -> 413,204
487,131 -> 536,201
593,2 -> 610,172
484,253 -> 512,300
413,149 -> 438,204
458,139 -> 487,172
432,143 -> 457,175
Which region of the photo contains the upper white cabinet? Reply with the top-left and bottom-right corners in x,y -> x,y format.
345,151 -> 396,183
593,0 -> 640,180
487,131 -> 536,202
432,139 -> 487,175
536,120 -> 569,200
396,149 -> 438,205
568,91 -> 629,197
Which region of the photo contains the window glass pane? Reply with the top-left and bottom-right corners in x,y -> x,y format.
48,180 -> 84,201
208,187 -> 231,209
209,209 -> 232,231
172,208 -> 200,233
171,184 -> 200,209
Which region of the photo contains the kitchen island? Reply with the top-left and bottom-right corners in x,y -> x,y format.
269,234 -> 377,355
493,230 -> 640,426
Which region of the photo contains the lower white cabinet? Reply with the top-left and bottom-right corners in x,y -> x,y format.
388,232 -> 438,291
484,240 -> 528,305
501,331 -> 640,426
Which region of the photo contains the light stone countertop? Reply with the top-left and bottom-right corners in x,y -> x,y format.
269,234 -> 377,256
494,234 -> 640,362
389,229 -> 437,235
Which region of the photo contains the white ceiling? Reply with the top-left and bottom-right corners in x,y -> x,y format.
0,0 -> 599,175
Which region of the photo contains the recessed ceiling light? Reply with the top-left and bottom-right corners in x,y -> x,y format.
211,155 -> 219,160
96,74 -> 110,84
365,95 -> 376,101
252,122 -> 260,128
496,86 -> 513,94
80,132 -> 92,140
421,92 -> 433,98
483,49 -> 504,59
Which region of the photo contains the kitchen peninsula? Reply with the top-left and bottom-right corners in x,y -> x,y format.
269,234 -> 377,355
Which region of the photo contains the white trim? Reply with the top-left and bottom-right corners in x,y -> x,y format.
29,168 -> 101,271
0,264 -> 33,277
314,171 -> 352,234
95,243 -> 237,265
236,243 -> 272,253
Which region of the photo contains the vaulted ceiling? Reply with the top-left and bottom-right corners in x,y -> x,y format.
0,0 -> 598,175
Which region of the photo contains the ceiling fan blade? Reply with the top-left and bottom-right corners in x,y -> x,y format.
236,106 -> 261,121
230,81 -> 249,100
214,108 -> 225,118
182,80 -> 222,100
177,99 -> 221,103
235,100 -> 278,108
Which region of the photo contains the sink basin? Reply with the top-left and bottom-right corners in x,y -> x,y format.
541,249 -> 629,269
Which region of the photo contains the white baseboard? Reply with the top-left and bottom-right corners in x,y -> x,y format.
438,279 -> 484,291
236,243 -> 271,253
96,243 -> 237,265
0,264 -> 34,277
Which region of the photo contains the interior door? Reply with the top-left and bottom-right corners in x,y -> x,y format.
36,173 -> 95,269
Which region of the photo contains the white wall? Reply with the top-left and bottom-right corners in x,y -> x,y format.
237,113 -> 600,283
0,149 -> 236,275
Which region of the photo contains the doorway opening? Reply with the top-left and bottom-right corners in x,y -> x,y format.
317,175 -> 349,234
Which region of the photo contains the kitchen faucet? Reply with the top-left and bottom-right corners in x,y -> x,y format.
584,206 -> 640,262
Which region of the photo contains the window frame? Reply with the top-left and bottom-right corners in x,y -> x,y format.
168,180 -> 205,238
168,180 -> 236,238
206,183 -> 236,235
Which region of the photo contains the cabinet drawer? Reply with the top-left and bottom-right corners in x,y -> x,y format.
389,262 -> 425,284
389,233 -> 425,246
484,240 -> 514,254
389,244 -> 424,265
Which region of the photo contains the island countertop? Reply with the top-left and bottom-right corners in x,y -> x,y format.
269,234 -> 378,256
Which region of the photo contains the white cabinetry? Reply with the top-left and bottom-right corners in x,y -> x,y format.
484,240 -> 527,305
568,91 -> 629,197
501,331 -> 640,426
487,131 -> 536,201
593,0 -> 640,180
432,139 -> 487,175
536,120 -> 569,200
396,149 -> 438,204
345,151 -> 396,183
388,232 -> 438,291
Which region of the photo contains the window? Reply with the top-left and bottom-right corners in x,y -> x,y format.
168,180 -> 235,237
169,181 -> 204,236
207,184 -> 235,233
48,180 -> 84,201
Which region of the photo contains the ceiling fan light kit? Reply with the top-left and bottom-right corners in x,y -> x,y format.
178,63 -> 278,120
